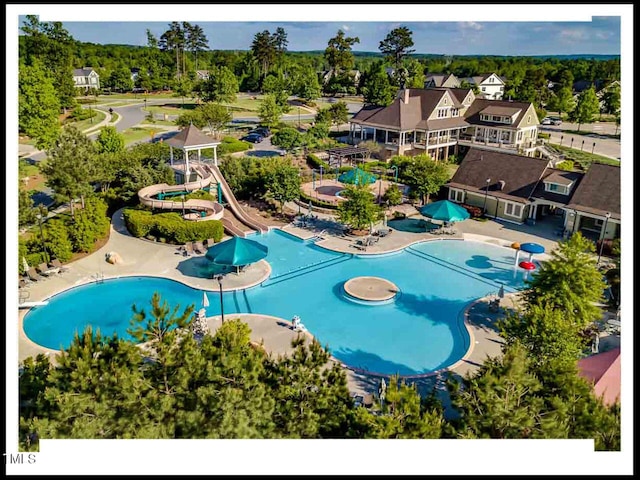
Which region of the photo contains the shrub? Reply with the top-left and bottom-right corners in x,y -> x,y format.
306,153 -> 329,170
123,208 -> 224,244
393,211 -> 406,219
44,219 -> 74,263
26,252 -> 48,267
382,184 -> 403,206
298,191 -> 337,209
596,238 -> 619,257
215,136 -> 252,155
123,208 -> 156,237
461,203 -> 483,218
556,160 -> 575,171
184,190 -> 216,202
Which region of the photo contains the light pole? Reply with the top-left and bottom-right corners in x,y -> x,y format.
581,140 -> 585,151
35,213 -> 49,262
312,169 -> 316,190
298,105 -> 301,128
319,165 -> 323,185
89,102 -> 93,124
181,194 -> 186,217
570,137 -> 574,149
560,135 -> 564,147
592,142 -> 596,154
390,165 -> 398,183
482,178 -> 491,215
216,275 -> 225,323
597,212 -> 612,265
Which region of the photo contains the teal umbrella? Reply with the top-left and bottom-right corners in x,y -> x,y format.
419,200 -> 470,223
205,237 -> 268,267
338,167 -> 377,185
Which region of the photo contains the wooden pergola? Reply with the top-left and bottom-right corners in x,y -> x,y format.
326,145 -> 370,168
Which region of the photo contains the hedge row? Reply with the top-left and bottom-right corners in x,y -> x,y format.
307,153 -> 329,170
184,190 -> 215,202
123,208 -> 224,244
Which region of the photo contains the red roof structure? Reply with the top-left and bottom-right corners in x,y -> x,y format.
577,347 -> 621,406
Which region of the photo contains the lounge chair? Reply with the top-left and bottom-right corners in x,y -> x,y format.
193,241 -> 206,255
205,238 -> 215,248
48,258 -> 68,272
26,268 -> 45,282
184,242 -> 194,256
19,278 -> 29,289
37,262 -> 59,276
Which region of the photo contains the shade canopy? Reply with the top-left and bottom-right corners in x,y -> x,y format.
338,167 -> 377,185
520,242 -> 545,254
205,237 -> 268,267
419,200 -> 470,223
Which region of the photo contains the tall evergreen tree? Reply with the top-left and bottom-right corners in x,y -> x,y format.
379,26 -> 415,71
324,29 -> 360,74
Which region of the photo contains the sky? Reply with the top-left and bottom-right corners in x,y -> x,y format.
16,14 -> 620,56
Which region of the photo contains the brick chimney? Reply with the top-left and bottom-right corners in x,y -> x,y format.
403,88 -> 410,104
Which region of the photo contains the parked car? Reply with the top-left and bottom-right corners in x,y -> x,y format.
549,117 -> 562,125
252,127 -> 271,137
242,133 -> 263,143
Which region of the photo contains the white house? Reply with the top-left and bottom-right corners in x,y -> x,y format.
73,67 -> 100,90
462,73 -> 505,100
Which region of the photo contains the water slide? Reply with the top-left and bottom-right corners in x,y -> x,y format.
137,164 -> 224,221
205,164 -> 270,234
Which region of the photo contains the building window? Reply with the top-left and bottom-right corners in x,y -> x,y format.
504,202 -> 523,219
489,77 -> 494,83
594,218 -> 604,227
544,183 -> 569,195
452,108 -> 459,117
527,115 -> 531,123
517,131 -> 523,141
500,86 -> 504,91
449,189 -> 464,203
481,87 -> 486,92
444,98 -> 448,105
492,115 -> 502,122
437,108 -> 447,118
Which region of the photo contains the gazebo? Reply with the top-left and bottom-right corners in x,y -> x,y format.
166,124 -> 222,179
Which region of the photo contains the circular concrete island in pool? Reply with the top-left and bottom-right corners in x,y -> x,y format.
343,276 -> 399,302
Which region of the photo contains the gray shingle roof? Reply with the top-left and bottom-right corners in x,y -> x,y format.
566,163 -> 620,219
448,148 -> 550,203
166,124 -> 221,149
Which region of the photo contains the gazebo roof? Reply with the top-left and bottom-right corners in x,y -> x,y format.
166,124 -> 221,149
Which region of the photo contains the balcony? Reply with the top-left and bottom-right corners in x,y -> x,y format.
458,134 -> 538,151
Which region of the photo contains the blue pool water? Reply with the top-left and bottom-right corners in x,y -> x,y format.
23,230 -> 530,376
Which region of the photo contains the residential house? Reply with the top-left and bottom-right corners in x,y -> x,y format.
320,69 -> 361,87
195,70 -> 210,81
73,67 -> 100,90
130,67 -> 141,83
447,147 -> 620,240
349,87 -> 539,160
461,73 -> 505,100
424,73 -> 461,88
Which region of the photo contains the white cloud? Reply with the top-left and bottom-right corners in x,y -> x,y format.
459,21 -> 483,31
560,28 -> 588,41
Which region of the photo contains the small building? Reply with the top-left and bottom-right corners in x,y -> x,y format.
195,70 -> 210,81
424,73 -> 461,89
447,148 -> 620,241
461,73 -> 505,100
73,67 -> 100,90
130,67 -> 141,82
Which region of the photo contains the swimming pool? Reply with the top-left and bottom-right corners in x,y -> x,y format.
23,230 -> 530,376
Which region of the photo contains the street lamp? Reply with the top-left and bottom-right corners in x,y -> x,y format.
570,137 -> 574,149
319,165 -> 323,185
581,140 -> 585,151
35,213 -> 49,263
216,275 -> 225,323
181,194 -> 186,217
482,178 -> 491,215
312,169 -> 316,190
560,135 -> 564,147
597,212 -> 612,265
592,142 -> 596,154
390,165 -> 398,183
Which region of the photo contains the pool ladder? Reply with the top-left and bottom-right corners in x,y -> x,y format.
93,272 -> 105,284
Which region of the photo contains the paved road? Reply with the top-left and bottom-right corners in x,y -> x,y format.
540,126 -> 621,160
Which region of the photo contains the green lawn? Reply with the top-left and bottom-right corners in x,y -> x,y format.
549,144 -> 620,168
110,112 -> 120,123
121,127 -> 158,145
143,118 -> 177,126
65,109 -> 107,132
146,104 -> 196,116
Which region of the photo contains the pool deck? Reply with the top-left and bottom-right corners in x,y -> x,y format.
17,204 -> 560,393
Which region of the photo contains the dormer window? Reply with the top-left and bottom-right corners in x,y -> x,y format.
544,182 -> 572,195
437,108 -> 448,118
